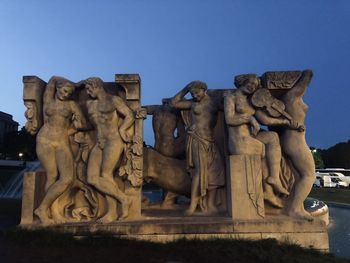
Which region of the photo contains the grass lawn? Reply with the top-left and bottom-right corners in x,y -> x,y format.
0,229 -> 348,263
1,190 -> 349,263
309,188 -> 350,204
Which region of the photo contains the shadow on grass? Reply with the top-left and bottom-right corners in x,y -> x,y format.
1,228 -> 348,263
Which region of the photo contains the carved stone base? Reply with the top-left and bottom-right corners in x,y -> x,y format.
21,171 -> 142,224
227,155 -> 265,220
20,211 -> 329,252
20,171 -> 46,225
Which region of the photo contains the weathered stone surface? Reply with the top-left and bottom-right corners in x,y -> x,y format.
20,69 -> 327,251
21,215 -> 329,251
22,74 -> 144,225
227,155 -> 264,220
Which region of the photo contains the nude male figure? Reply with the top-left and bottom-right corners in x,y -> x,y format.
85,77 -> 134,222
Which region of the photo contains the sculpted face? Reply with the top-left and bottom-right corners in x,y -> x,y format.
56,85 -> 74,101
190,87 -> 206,102
86,84 -> 98,98
240,78 -> 259,95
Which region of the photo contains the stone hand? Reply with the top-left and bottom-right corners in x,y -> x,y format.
297,125 -> 305,132
120,130 -> 131,143
250,117 -> 260,137
97,137 -> 105,149
289,120 -> 305,132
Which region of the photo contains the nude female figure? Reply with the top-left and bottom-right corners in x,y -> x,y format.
278,70 -> 315,219
170,81 -> 225,215
85,77 -> 134,222
224,74 -> 301,198
34,76 -> 87,224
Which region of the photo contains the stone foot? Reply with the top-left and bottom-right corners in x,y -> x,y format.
184,204 -> 197,216
286,209 -> 314,221
184,209 -> 195,216
205,206 -> 219,216
96,213 -> 117,224
267,177 -> 289,196
34,207 -> 54,225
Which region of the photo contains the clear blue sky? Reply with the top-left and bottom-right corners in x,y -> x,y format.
0,0 -> 349,149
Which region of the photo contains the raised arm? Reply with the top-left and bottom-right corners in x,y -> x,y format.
44,76 -> 61,103
224,94 -> 251,126
288,69 -> 313,98
169,86 -> 192,110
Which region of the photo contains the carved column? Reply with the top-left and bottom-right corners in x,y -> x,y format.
115,74 -> 145,219
23,76 -> 46,135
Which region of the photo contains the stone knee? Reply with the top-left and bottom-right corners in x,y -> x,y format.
266,131 -> 280,148
59,174 -> 74,188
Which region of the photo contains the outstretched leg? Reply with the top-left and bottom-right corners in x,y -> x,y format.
257,131 -> 289,195
101,139 -> 131,220
282,136 -> 315,220
35,142 -> 57,224
185,139 -> 201,216
185,172 -> 200,216
35,145 -> 74,224
87,140 -> 130,221
207,188 -> 219,215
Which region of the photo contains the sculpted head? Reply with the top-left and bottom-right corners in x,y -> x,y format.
85,77 -> 104,99
186,81 -> 208,102
55,78 -> 76,101
234,74 -> 260,95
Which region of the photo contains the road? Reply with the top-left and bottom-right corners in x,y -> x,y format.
328,205 -> 350,259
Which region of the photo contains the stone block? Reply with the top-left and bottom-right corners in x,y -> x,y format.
227,155 -> 265,220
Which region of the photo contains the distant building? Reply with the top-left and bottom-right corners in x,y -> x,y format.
0,111 -> 19,147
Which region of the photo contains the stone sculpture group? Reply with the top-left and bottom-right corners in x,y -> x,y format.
20,70 -> 327,249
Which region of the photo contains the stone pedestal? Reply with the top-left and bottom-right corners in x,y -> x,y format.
21,213 -> 329,252
227,155 -> 265,220
116,74 -> 144,219
20,171 -> 46,224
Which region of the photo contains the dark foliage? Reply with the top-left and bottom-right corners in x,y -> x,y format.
320,140 -> 350,169
0,127 -> 36,160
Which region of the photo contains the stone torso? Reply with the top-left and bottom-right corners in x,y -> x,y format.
87,95 -> 121,140
190,96 -> 218,140
39,99 -> 73,142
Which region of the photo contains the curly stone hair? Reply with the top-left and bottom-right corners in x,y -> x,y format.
185,80 -> 208,92
84,77 -> 104,89
234,74 -> 260,88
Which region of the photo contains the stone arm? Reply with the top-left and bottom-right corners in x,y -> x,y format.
255,109 -> 304,131
86,100 -> 105,147
70,101 -> 90,131
169,86 -> 192,110
114,96 -> 135,142
42,76 -> 62,123
224,94 -> 251,126
43,76 -> 61,103
288,70 -> 313,98
143,105 -> 161,115
254,109 -> 290,127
